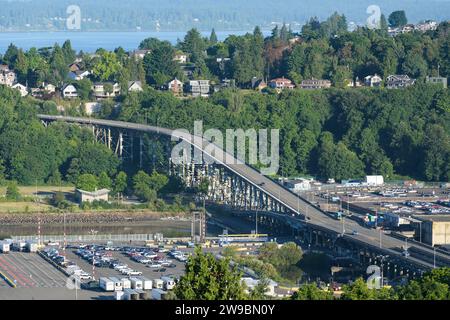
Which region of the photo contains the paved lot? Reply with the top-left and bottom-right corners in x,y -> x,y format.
64,249 -> 186,282
0,252 -> 67,288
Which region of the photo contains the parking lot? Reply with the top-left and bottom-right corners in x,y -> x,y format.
0,252 -> 67,288
64,248 -> 186,282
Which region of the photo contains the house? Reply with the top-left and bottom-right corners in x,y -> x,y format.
269,77 -> 295,90
213,79 -> 234,92
68,63 -> 82,72
43,83 -> 56,94
364,74 -> 382,87
415,20 -> 438,32
131,49 -> 151,60
251,77 -> 267,91
284,179 -> 312,192
401,24 -> 415,33
167,78 -> 183,95
388,27 -> 402,37
0,65 -> 16,87
347,77 -> 363,88
174,52 -> 187,64
299,78 -> 331,90
69,70 -> 91,81
76,189 -> 110,204
128,81 -> 143,92
92,82 -> 121,99
62,84 -> 78,99
189,80 -> 210,97
386,75 -> 416,89
12,83 -> 28,97
426,76 -> 447,89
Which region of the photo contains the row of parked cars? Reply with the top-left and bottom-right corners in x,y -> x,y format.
168,249 -> 190,262
42,247 -> 92,280
75,245 -> 143,276
123,247 -> 176,269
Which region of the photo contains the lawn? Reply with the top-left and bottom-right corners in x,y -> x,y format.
0,201 -> 53,213
0,186 -> 74,197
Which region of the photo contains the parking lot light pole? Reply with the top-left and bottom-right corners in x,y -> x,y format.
90,229 -> 98,280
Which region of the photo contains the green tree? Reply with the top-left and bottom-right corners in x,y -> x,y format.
98,171 -> 112,189
388,11 -> 408,28
92,51 -> 121,81
113,171 -> 128,196
210,28 -> 218,44
76,174 -> 99,192
174,247 -> 247,300
143,41 -> 180,87
75,78 -> 93,100
6,181 -> 21,200
133,170 -> 157,202
291,284 -> 334,300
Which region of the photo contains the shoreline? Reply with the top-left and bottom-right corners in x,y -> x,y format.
0,210 -> 189,225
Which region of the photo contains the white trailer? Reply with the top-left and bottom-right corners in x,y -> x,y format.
140,277 -> 153,290
99,277 -> 115,292
121,278 -> 131,289
26,241 -> 38,253
0,242 -> 10,253
366,175 -> 384,186
135,289 -> 149,300
109,277 -> 123,292
161,276 -> 176,290
115,291 -> 125,301
124,288 -> 139,300
152,288 -> 167,300
130,277 -> 143,290
153,279 -> 163,289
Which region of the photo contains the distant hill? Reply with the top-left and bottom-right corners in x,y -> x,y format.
0,0 -> 449,31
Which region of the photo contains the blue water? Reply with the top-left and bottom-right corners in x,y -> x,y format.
0,31 -> 270,53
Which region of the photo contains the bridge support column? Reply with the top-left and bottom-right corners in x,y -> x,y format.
139,136 -> 144,168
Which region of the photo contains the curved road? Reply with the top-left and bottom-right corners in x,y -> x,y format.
38,115 -> 450,270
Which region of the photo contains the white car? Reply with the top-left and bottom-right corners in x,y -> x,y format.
114,264 -> 128,270
128,271 -> 143,276
149,263 -> 162,268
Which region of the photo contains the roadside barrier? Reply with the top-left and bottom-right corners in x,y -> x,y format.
37,251 -> 70,277
0,271 -> 16,288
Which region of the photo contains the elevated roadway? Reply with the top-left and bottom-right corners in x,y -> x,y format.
38,115 -> 450,270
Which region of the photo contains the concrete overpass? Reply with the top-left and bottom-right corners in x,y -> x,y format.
37,115 -> 450,270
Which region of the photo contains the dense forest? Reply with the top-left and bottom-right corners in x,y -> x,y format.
0,0 -> 449,31
0,14 -> 448,186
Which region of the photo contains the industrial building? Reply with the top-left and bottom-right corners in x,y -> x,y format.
415,215 -> 450,246
76,189 -> 110,204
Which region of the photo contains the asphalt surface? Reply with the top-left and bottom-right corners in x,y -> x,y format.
37,115 -> 450,269
0,252 -> 67,288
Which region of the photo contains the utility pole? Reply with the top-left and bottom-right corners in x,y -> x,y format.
434,246 -> 436,269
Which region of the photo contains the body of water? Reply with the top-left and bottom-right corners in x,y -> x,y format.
0,30 -> 270,53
